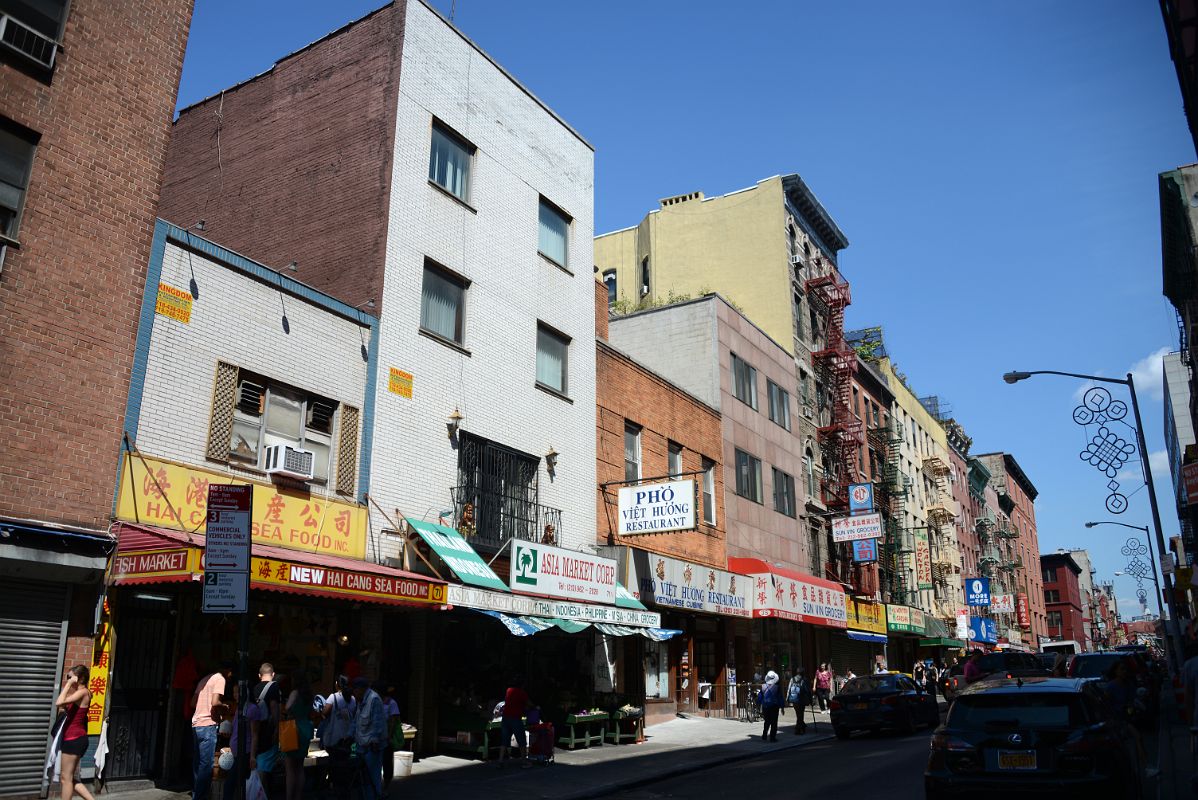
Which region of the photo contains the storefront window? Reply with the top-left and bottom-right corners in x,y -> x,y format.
644,639 -> 669,699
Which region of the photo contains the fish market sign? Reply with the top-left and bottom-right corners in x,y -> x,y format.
447,585 -> 660,627
511,541 -> 617,604
617,480 -> 696,535
630,550 -> 752,618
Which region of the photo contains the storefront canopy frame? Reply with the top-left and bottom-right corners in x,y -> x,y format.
403,517 -> 509,592
846,631 -> 888,644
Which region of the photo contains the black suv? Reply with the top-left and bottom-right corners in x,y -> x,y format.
926,677 -> 1144,799
941,652 -> 1050,702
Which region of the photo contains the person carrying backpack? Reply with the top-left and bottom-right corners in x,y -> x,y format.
786,669 -> 813,735
249,663 -> 281,776
759,670 -> 783,742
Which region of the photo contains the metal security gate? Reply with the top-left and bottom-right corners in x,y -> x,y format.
106,597 -> 174,780
455,432 -> 540,548
0,578 -> 69,798
827,632 -> 874,683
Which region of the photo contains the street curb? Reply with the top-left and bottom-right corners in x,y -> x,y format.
557,730 -> 836,800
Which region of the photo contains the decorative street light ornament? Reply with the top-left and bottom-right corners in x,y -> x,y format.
1121,537 -> 1151,608
1072,387 -> 1136,514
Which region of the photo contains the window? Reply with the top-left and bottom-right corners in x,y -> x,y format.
853,386 -> 860,417
1046,611 -> 1063,630
1045,589 -> 1061,604
731,353 -> 758,409
734,449 -> 763,503
1042,567 -> 1057,583
644,639 -> 669,699
798,368 -> 810,406
603,270 -> 616,305
640,256 -> 650,296
420,262 -> 467,345
858,445 -> 865,476
668,441 -> 683,478
808,523 -> 823,574
701,457 -> 716,524
772,467 -> 796,517
804,449 -> 816,499
792,289 -> 804,340
538,198 -> 570,267
535,323 -> 569,395
4,0 -> 67,40
809,308 -> 819,343
0,119 -> 36,241
228,372 -> 337,483
767,380 -> 790,430
428,121 -> 473,201
624,422 -> 641,483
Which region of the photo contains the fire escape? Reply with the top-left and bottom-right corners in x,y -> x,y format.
923,455 -> 958,622
871,418 -> 911,605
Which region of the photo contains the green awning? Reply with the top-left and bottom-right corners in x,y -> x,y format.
404,517 -> 509,592
615,581 -> 648,610
919,637 -> 965,648
923,615 -> 950,638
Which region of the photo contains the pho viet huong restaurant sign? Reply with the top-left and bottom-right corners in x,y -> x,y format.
624,548 -> 752,618
510,541 -> 617,604
617,480 -> 696,535
117,454 -> 367,559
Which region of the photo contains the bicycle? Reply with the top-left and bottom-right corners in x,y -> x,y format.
319,746 -> 379,800
740,684 -> 762,724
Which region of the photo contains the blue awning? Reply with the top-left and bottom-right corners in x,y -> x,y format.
846,631 -> 888,644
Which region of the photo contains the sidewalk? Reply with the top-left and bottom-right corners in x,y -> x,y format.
101,713 -> 832,800
1159,684 -> 1196,800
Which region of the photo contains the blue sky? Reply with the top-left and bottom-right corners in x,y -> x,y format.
177,1 -> 1194,618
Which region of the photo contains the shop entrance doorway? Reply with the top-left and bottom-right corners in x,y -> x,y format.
107,594 -> 177,780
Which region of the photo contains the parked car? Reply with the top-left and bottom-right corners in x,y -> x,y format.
1067,652 -> 1127,681
925,677 -> 1145,800
830,673 -> 939,739
941,652 -> 1050,702
1069,651 -> 1160,728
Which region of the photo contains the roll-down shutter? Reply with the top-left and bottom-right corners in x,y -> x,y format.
0,578 -> 69,797
827,632 -> 874,682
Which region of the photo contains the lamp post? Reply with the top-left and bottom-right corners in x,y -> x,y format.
1086,521 -> 1165,625
1003,369 -> 1184,672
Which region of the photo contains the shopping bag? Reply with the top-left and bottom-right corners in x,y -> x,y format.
279,718 -> 299,752
246,771 -> 267,800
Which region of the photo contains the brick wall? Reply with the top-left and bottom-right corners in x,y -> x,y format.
158,2 -> 405,310
596,341 -> 724,566
594,279 -> 608,339
0,0 -> 193,530
63,587 -> 99,671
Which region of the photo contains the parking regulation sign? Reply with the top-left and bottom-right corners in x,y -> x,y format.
965,577 -> 991,607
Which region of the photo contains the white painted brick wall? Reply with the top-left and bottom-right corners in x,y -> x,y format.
366,2 -> 597,558
137,241 -> 371,500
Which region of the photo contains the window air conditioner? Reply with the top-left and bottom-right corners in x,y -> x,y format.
263,444 -> 315,481
0,13 -> 57,70
790,253 -> 803,266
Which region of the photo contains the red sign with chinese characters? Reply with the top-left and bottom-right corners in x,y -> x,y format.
1016,593 -> 1031,629
1184,462 -> 1198,506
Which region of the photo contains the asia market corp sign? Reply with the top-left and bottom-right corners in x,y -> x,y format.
629,550 -> 752,618
510,541 -> 617,604
447,585 -> 661,627
617,480 -> 696,535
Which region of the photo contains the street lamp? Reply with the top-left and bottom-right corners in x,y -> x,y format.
1085,521 -> 1165,624
1004,368 -> 1184,672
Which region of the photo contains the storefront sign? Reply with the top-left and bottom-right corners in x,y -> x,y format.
832,512 -> 883,542
851,538 -> 878,563
405,517 -> 508,591
848,483 -> 874,513
447,584 -> 661,627
155,282 -> 192,324
628,550 -> 752,618
510,541 -> 617,604
617,480 -> 696,535
887,604 -> 926,635
965,577 -> 990,606
87,603 -> 113,735
956,608 -> 970,640
846,599 -> 887,635
990,593 -> 1015,614
968,616 -> 998,644
116,454 -> 367,559
914,529 -> 932,590
112,548 -> 195,581
1016,593 -> 1031,628
253,555 -> 447,606
1184,462 -> 1198,505
750,574 -> 847,628
388,368 -> 413,398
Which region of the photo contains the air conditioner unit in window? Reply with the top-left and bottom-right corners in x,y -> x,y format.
263,444 -> 315,481
790,253 -> 803,266
0,13 -> 57,70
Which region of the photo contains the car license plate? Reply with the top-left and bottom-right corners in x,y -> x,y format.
998,750 -> 1036,770
852,703 -> 868,710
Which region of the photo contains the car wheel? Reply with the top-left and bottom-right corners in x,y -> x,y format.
834,726 -> 850,740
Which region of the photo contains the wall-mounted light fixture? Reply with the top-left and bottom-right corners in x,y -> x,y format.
545,446 -> 559,474
447,408 -> 464,440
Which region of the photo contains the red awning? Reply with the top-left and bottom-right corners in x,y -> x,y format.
727,558 -> 846,594
112,522 -> 448,608
727,557 -> 848,629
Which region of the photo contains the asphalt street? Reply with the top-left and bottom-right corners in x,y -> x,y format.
609,724 -> 935,799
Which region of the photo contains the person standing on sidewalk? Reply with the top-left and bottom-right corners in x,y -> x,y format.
813,664 -> 833,711
351,676 -> 387,800
498,676 -> 532,766
760,670 -> 782,742
786,669 -> 813,735
191,661 -> 233,800
55,665 -> 97,800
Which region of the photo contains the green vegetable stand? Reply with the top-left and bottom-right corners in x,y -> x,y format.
558,712 -> 608,749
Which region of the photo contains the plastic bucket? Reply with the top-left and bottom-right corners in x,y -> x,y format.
394,750 -> 414,778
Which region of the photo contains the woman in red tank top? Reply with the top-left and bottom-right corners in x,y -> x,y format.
55,665 -> 97,800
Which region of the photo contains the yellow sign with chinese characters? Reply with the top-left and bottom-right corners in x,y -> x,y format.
117,454 -> 367,559
87,603 -> 114,735
155,283 -> 193,324
846,599 -> 887,635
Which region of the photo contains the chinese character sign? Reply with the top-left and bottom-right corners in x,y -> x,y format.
1016,593 -> 1031,628
966,577 -> 991,607
914,529 -> 933,590
87,606 -> 114,735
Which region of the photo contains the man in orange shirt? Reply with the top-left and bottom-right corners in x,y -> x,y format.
191,661 -> 234,800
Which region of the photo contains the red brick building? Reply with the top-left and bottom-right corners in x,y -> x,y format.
0,1 -> 193,794
1041,552 -> 1085,644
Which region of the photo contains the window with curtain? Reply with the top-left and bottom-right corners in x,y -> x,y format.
624,422 -> 641,483
428,122 -> 473,201
420,263 -> 466,344
734,448 -> 762,503
603,270 -> 616,305
767,380 -> 790,430
668,441 -> 682,478
731,353 -> 757,410
772,467 -> 796,517
535,323 -> 569,395
538,198 -> 570,267
804,449 -> 816,498
702,457 -> 716,524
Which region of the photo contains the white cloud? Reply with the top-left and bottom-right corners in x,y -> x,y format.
1149,449 -> 1170,478
1130,347 -> 1170,402
1073,379 -> 1098,403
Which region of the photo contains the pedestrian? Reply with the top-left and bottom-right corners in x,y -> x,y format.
760,670 -> 782,742
923,662 -> 938,700
380,683 -> 401,789
963,650 -> 985,685
786,669 -> 813,735
1051,652 -> 1068,677
875,660 -> 888,674
350,676 -> 387,800
281,669 -> 314,800
55,665 -> 97,800
813,663 -> 833,711
1182,642 -> 1198,724
913,662 -> 924,686
249,663 -> 281,780
498,675 -> 532,766
191,661 -> 234,800
317,675 -> 357,794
